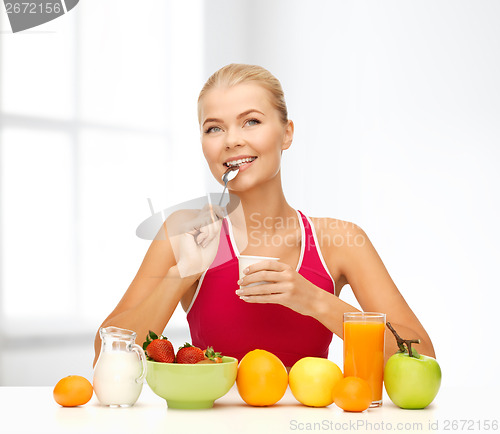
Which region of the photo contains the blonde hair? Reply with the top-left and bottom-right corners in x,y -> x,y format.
198,63 -> 288,125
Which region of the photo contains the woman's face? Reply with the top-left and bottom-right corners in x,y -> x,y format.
199,83 -> 293,191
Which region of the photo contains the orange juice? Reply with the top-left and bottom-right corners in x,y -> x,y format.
343,313 -> 385,406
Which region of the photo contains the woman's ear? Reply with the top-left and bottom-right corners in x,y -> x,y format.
281,120 -> 294,151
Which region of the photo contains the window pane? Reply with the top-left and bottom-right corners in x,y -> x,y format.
78,130 -> 172,322
79,0 -> 170,129
0,129 -> 75,318
0,11 -> 76,119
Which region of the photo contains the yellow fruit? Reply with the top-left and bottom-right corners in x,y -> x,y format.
289,357 -> 343,407
236,349 -> 288,406
53,375 -> 93,407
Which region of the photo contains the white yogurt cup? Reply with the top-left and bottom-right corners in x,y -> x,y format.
238,255 -> 280,287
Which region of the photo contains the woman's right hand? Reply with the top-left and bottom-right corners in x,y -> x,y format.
166,204 -> 225,279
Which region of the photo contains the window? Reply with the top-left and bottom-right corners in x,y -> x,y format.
0,1 -> 206,337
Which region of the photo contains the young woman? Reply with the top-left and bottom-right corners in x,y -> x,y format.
93,64 -> 435,368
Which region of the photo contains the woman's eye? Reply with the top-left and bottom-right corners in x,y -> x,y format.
205,126 -> 222,134
245,119 -> 261,127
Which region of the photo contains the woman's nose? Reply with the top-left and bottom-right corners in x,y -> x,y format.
225,128 -> 244,149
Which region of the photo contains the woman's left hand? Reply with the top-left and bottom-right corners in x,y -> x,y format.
236,260 -> 321,317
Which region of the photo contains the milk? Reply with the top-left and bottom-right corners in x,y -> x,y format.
93,351 -> 144,407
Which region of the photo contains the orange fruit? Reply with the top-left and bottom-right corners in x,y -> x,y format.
236,349 -> 288,406
289,357 -> 343,407
53,375 -> 93,407
333,376 -> 372,412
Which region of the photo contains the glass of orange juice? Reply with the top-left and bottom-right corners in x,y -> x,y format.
343,312 -> 386,407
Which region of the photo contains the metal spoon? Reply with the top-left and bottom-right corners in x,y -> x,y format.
218,166 -> 239,206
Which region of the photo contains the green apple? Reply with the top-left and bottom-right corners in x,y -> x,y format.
384,323 -> 441,409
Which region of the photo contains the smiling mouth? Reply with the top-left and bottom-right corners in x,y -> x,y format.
223,156 -> 257,168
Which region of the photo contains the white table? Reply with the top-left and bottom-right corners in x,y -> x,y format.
1,384 -> 497,434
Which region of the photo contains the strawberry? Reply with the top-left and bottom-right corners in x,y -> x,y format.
204,346 -> 223,363
142,330 -> 175,363
176,343 -> 205,364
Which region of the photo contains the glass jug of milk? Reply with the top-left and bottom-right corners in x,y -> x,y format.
93,326 -> 147,407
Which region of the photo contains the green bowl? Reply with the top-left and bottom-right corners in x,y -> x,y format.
146,356 -> 238,409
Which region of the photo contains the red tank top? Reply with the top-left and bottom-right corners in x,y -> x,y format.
186,210 -> 335,367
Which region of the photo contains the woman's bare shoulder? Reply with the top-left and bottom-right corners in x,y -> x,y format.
165,208 -> 201,224
310,216 -> 379,280
309,216 -> 365,245
159,208 -> 203,237
309,216 -> 370,267
307,217 -> 366,295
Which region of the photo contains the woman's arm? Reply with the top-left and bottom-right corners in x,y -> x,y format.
317,220 -> 436,362
235,217 -> 435,362
93,204 -> 225,366
93,217 -> 199,367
